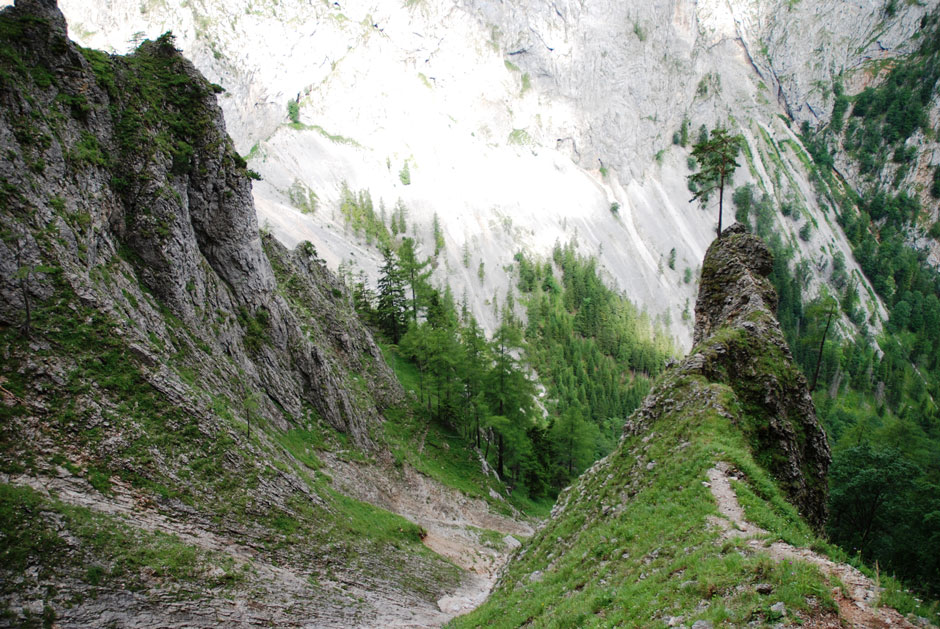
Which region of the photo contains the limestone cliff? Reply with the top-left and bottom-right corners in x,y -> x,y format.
53,0 -> 923,347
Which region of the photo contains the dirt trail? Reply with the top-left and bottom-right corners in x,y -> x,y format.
322,454 -> 533,620
706,462 -> 920,629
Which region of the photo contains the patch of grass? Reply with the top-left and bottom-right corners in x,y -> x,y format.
287,98 -> 300,124
879,576 -> 940,625
0,484 -> 68,583
288,122 -> 362,147
0,283 -> 253,515
276,428 -> 324,469
237,305 -> 270,353
472,526 -> 508,550
86,467 -> 113,494
508,128 -> 532,145
70,132 -> 107,167
633,21 -> 647,42
0,483 -> 245,594
451,366 -> 837,628
329,487 -> 426,547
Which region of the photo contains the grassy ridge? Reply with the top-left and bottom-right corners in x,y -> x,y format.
452,369 -> 837,628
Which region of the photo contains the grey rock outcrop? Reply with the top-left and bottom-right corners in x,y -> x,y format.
0,4 -> 471,624
633,223 -> 831,529
459,225 -> 836,626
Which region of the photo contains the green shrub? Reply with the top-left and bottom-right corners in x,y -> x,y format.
287,98 -> 300,124
399,161 -> 411,185
799,222 -> 812,241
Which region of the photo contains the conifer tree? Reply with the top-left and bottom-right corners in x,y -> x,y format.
376,247 -> 407,342
458,316 -> 490,445
486,319 -> 534,479
397,237 -> 432,323
689,127 -> 743,239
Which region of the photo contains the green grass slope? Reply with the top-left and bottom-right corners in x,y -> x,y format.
453,226 -> 935,628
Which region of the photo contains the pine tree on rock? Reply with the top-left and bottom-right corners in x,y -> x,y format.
688,127 -> 743,239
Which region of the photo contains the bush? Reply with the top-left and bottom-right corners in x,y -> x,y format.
287,99 -> 300,124
799,222 -> 812,242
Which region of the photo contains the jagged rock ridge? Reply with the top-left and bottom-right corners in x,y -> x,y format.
632,222 -> 830,532
0,0 -> 395,448
688,223 -> 831,530
454,224 -> 837,627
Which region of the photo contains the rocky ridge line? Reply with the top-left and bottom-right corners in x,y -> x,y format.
457,225 -> 841,627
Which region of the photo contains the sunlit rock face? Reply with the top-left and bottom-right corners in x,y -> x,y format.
54,0 -> 927,346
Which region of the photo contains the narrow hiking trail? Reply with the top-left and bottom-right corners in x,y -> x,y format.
706,462 -> 924,629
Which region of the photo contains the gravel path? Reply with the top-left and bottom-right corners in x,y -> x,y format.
706,462 -> 920,629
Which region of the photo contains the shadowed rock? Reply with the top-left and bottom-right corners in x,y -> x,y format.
0,0 -> 399,447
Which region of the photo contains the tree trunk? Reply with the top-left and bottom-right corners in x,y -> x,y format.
811,307 -> 835,392
410,269 -> 417,322
717,171 -> 725,239
474,409 -> 480,448
436,379 -> 441,420
497,433 -> 504,479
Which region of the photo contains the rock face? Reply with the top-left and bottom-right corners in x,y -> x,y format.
51,0 -> 922,347
628,224 -> 830,529
0,2 -> 486,626
0,0 -> 398,449
689,223 -> 831,529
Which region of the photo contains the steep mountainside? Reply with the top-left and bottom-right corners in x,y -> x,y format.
4,0 -> 940,625
454,225 -> 930,627
0,1 -> 526,625
49,0 -> 934,346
